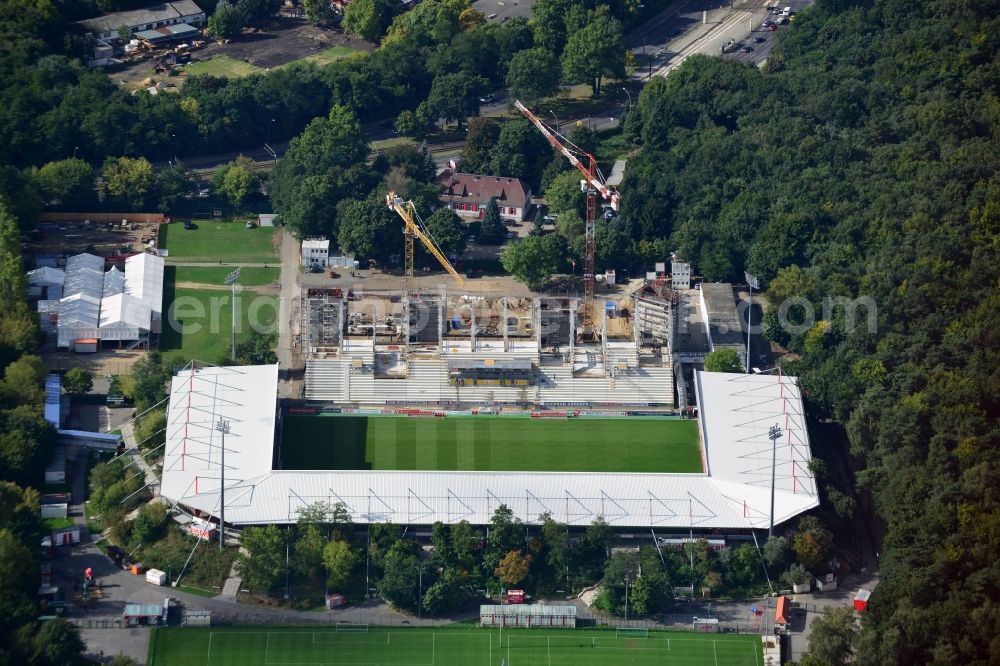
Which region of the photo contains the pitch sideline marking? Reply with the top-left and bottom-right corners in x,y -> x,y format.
207,631 -> 213,665
754,640 -> 761,666
714,639 -> 719,666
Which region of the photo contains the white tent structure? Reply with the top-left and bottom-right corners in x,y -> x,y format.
159,366 -> 819,531
28,266 -> 65,300
102,266 -> 124,298
124,253 -> 164,324
98,293 -> 151,341
48,252 -> 165,348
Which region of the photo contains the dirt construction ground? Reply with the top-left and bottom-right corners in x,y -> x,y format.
196,17 -> 372,69
113,17 -> 372,87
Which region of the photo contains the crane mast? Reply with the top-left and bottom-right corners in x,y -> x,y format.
386,193 -> 466,289
513,100 -> 619,334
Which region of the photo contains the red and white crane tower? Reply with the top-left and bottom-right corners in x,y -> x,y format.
514,100 -> 619,332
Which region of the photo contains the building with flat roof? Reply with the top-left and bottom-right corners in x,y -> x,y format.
301,238 -> 330,268
75,0 -> 205,66
699,282 -> 745,361
76,0 -> 205,41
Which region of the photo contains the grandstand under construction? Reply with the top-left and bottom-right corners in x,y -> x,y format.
302,285 -> 678,408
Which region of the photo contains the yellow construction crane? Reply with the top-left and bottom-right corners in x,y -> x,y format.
386,192 -> 466,289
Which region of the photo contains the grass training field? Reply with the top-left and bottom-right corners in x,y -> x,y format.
171,265 -> 280,287
160,287 -> 278,364
280,414 -> 701,473
148,626 -> 762,666
160,222 -> 280,264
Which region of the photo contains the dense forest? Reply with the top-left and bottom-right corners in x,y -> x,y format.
620,0 -> 999,662
0,0 -> 997,660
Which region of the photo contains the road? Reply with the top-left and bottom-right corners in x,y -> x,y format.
276,228 -> 298,377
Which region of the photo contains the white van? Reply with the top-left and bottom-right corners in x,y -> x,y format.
782,6 -> 791,15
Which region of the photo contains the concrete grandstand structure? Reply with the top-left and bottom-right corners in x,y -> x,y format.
302,288 -> 676,408
158,364 -> 817,530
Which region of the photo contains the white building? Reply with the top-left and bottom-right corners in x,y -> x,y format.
301,238 -> 330,269
671,261 -> 691,290
75,0 -> 206,66
76,0 -> 206,42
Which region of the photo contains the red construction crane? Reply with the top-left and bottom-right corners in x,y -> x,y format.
513,100 -> 619,332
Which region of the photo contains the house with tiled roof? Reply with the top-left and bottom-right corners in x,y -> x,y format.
436,171 -> 532,223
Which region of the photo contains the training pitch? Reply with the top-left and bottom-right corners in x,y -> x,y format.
148,626 -> 762,666
280,414 -> 702,473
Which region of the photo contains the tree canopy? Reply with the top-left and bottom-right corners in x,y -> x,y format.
620,0 -> 1000,661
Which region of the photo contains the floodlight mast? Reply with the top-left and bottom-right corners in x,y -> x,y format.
513,100 -> 619,333
386,193 -> 466,289
215,418 -> 231,551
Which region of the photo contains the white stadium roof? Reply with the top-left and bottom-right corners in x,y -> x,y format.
160,366 -> 817,530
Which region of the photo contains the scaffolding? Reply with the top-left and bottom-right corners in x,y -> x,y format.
303,288 -> 343,358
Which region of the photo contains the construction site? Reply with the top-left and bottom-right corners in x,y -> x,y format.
301,283 -> 677,407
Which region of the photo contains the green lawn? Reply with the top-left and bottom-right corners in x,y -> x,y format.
160,287 -> 278,364
297,45 -> 358,67
149,626 -> 760,666
280,415 -> 701,473
182,55 -> 261,78
160,222 -> 279,264
42,517 -> 76,531
170,265 -> 280,287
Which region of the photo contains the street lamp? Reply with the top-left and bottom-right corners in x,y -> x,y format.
548,110 -> 559,135
768,423 -> 782,537
266,118 -> 275,146
621,88 -> 633,114
73,146 -> 79,159
215,418 -> 231,551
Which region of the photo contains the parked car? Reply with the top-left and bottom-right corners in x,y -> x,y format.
183,221 -> 194,230
479,94 -> 495,103
767,24 -> 778,31
754,36 -> 766,43
245,220 -> 256,229
329,270 -> 340,278
742,46 -> 754,53
309,266 -> 323,273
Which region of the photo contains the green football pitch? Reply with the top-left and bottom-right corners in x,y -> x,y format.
148,626 -> 762,666
279,415 -> 702,473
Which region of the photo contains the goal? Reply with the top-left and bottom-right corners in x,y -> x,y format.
336,624 -> 369,633
616,628 -> 649,639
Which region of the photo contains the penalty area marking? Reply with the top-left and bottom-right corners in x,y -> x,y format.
312,632 -> 390,645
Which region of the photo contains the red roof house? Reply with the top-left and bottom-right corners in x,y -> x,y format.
437,171 -> 532,223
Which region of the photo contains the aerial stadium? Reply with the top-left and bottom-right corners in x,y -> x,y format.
158,360 -> 818,531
